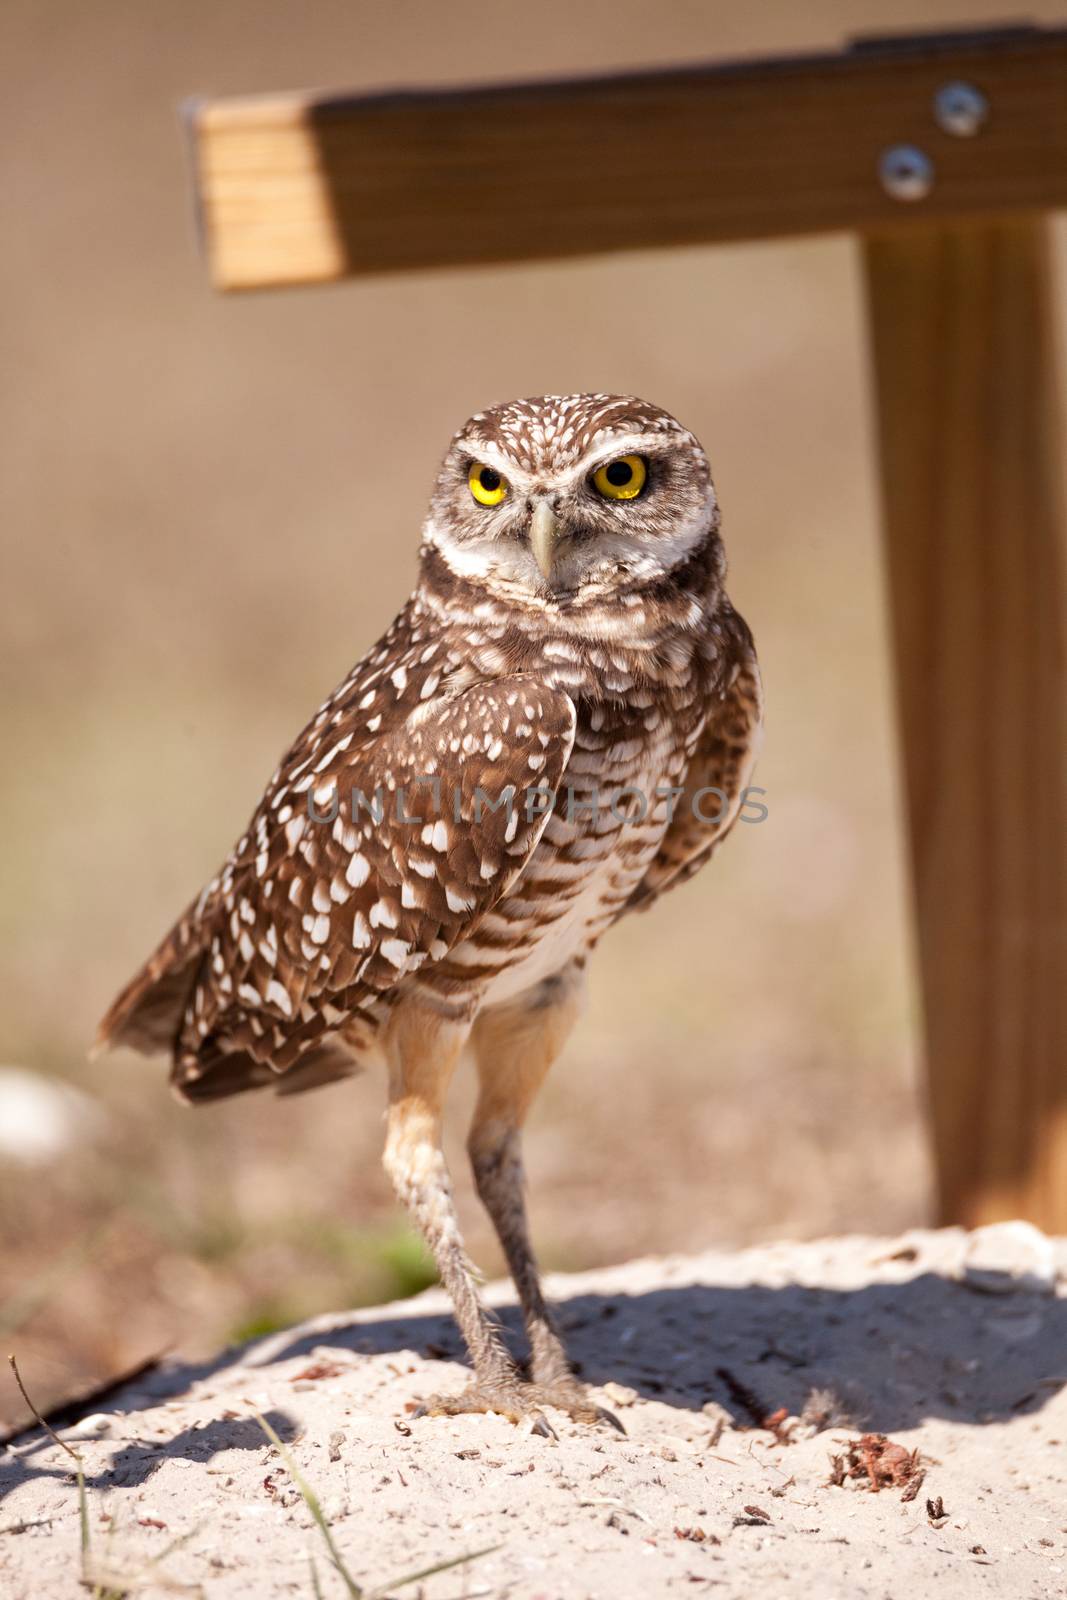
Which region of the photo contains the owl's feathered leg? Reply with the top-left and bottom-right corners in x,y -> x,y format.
382,1002 -> 552,1432
467,968 -> 621,1431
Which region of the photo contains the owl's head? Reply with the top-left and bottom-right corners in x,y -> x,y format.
423,394 -> 721,603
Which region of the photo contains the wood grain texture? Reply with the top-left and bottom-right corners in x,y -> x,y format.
864,219 -> 1067,1229
189,26 -> 1067,289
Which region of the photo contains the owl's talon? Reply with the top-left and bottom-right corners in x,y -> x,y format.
596,1405 -> 627,1435
529,1382 -> 627,1435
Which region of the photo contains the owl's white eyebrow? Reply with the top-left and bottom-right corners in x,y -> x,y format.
459,431 -> 674,491
578,432 -> 672,470
547,431 -> 675,488
458,445 -> 518,478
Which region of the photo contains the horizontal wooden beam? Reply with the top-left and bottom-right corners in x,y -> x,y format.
188,26 -> 1067,290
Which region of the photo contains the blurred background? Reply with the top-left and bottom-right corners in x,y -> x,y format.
4,0 -> 1066,1429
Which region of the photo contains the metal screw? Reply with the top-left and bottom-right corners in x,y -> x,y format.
934,80 -> 989,137
878,144 -> 934,202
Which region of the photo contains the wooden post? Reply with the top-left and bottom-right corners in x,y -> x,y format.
863,219 -> 1067,1227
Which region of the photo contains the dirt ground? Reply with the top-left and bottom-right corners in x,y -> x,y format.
2,1226 -> 1064,1599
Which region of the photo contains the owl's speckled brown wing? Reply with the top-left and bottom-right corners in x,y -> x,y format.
627,610 -> 762,913
98,608 -> 576,1100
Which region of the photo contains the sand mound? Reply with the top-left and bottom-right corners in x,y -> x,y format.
2,1227 -> 1065,1598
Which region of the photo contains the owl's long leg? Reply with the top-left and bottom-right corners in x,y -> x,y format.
381,1003 -> 518,1396
467,967 -> 619,1429
383,988 -> 615,1433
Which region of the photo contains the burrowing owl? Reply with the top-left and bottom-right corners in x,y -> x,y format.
98,394 -> 762,1432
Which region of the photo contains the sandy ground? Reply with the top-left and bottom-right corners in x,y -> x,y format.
2,1226 -> 1065,1600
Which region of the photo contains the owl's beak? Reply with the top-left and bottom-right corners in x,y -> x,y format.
529,499 -> 561,580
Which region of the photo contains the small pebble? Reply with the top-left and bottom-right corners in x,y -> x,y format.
68,1413 -> 114,1439
600,1382 -> 638,1408
962,1222 -> 1058,1296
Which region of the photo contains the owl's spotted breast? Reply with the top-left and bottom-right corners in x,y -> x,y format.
429,677 -> 706,1009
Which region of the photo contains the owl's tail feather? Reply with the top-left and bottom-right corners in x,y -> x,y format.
96,907 -> 371,1102
93,919 -> 203,1060
172,1034 -> 364,1104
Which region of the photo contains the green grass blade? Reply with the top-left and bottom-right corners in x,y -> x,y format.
253,1411 -> 362,1599
76,1465 -> 91,1564
371,1543 -> 502,1597
150,1521 -> 203,1567
6,1355 -> 90,1566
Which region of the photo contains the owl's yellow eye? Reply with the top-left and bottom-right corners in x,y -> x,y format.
468,462 -> 509,506
592,454 -> 647,501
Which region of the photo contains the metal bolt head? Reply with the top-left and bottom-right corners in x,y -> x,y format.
878,144 -> 934,202
934,80 -> 989,138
